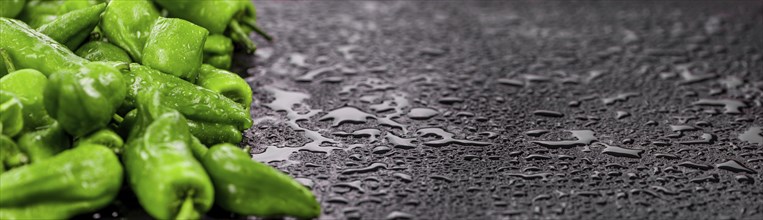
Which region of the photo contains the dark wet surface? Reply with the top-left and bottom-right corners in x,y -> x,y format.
88,0 -> 763,219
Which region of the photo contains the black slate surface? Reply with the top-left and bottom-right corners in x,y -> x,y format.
92,1 -> 763,219
240,1 -> 763,219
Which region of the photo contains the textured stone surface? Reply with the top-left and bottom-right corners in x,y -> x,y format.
93,1 -> 763,219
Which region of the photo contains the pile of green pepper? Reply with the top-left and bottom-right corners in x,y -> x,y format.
1,1 -> 319,219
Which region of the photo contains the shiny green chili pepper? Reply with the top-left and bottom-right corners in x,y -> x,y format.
142,17 -> 208,82
0,134 -> 28,174
197,64 -> 252,109
75,40 -> 132,63
37,3 -> 106,49
0,18 -> 86,77
187,120 -> 242,146
203,35 -> 234,69
16,121 -> 70,163
0,91 -> 23,137
124,90 -> 214,220
100,0 -> 160,62
74,128 -> 123,154
44,61 -> 127,136
125,63 -> 252,131
1,18 -> 127,137
0,143 -> 123,219
18,0 -> 101,28
154,0 -> 272,53
0,0 -> 26,18
201,144 -> 320,218
0,69 -> 54,132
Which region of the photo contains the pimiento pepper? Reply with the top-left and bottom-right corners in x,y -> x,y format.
74,128 -> 123,154
75,41 -> 133,63
0,18 -> 85,76
16,121 -> 70,163
0,134 -> 28,174
0,0 -> 26,18
44,61 -> 127,136
154,0 -> 272,53
142,17 -> 208,81
201,144 -> 320,218
0,18 -> 128,136
100,0 -> 160,62
0,91 -> 23,137
203,35 -> 234,69
18,0 -> 102,29
123,90 -> 214,220
37,3 -> 106,49
0,143 -> 123,219
125,64 -> 251,144
0,69 -> 54,132
197,64 -> 252,109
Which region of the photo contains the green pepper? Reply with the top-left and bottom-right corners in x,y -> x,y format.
197,64 -> 252,109
187,120 -> 242,146
0,134 -> 28,174
201,144 -> 320,218
37,3 -> 106,49
154,0 -> 272,53
18,0 -> 101,28
16,121 -> 70,163
0,143 -> 123,219
100,0 -> 160,62
123,90 -> 214,220
203,35 -> 234,69
44,61 -> 127,136
125,63 -> 252,132
0,0 -> 26,18
75,40 -> 133,63
0,91 -> 23,137
0,18 -> 87,76
0,69 -> 54,131
142,17 -> 208,82
1,18 -> 127,137
74,128 -> 123,154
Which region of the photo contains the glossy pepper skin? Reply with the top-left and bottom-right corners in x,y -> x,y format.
197,64 -> 252,108
203,35 -> 234,69
154,0 -> 271,53
0,69 -> 53,132
75,41 -> 133,63
0,91 -> 23,137
0,18 -> 86,76
201,144 -> 321,218
0,143 -> 123,219
18,0 -> 101,28
124,91 -> 214,220
0,19 -> 125,136
44,61 -> 127,136
142,17 -> 208,82
0,0 -> 26,18
16,121 -> 71,163
125,64 -> 252,131
37,3 -> 106,49
100,0 -> 160,62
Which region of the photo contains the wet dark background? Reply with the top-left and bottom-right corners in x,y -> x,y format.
94,1 -> 763,219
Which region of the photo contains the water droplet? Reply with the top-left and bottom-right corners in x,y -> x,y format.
715,160 -> 756,174
531,130 -> 597,148
407,108 -> 439,120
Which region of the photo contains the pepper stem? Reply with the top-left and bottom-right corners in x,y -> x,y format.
112,114 -> 124,124
0,49 -> 16,73
241,17 -> 273,42
175,192 -> 199,220
228,20 -> 256,54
